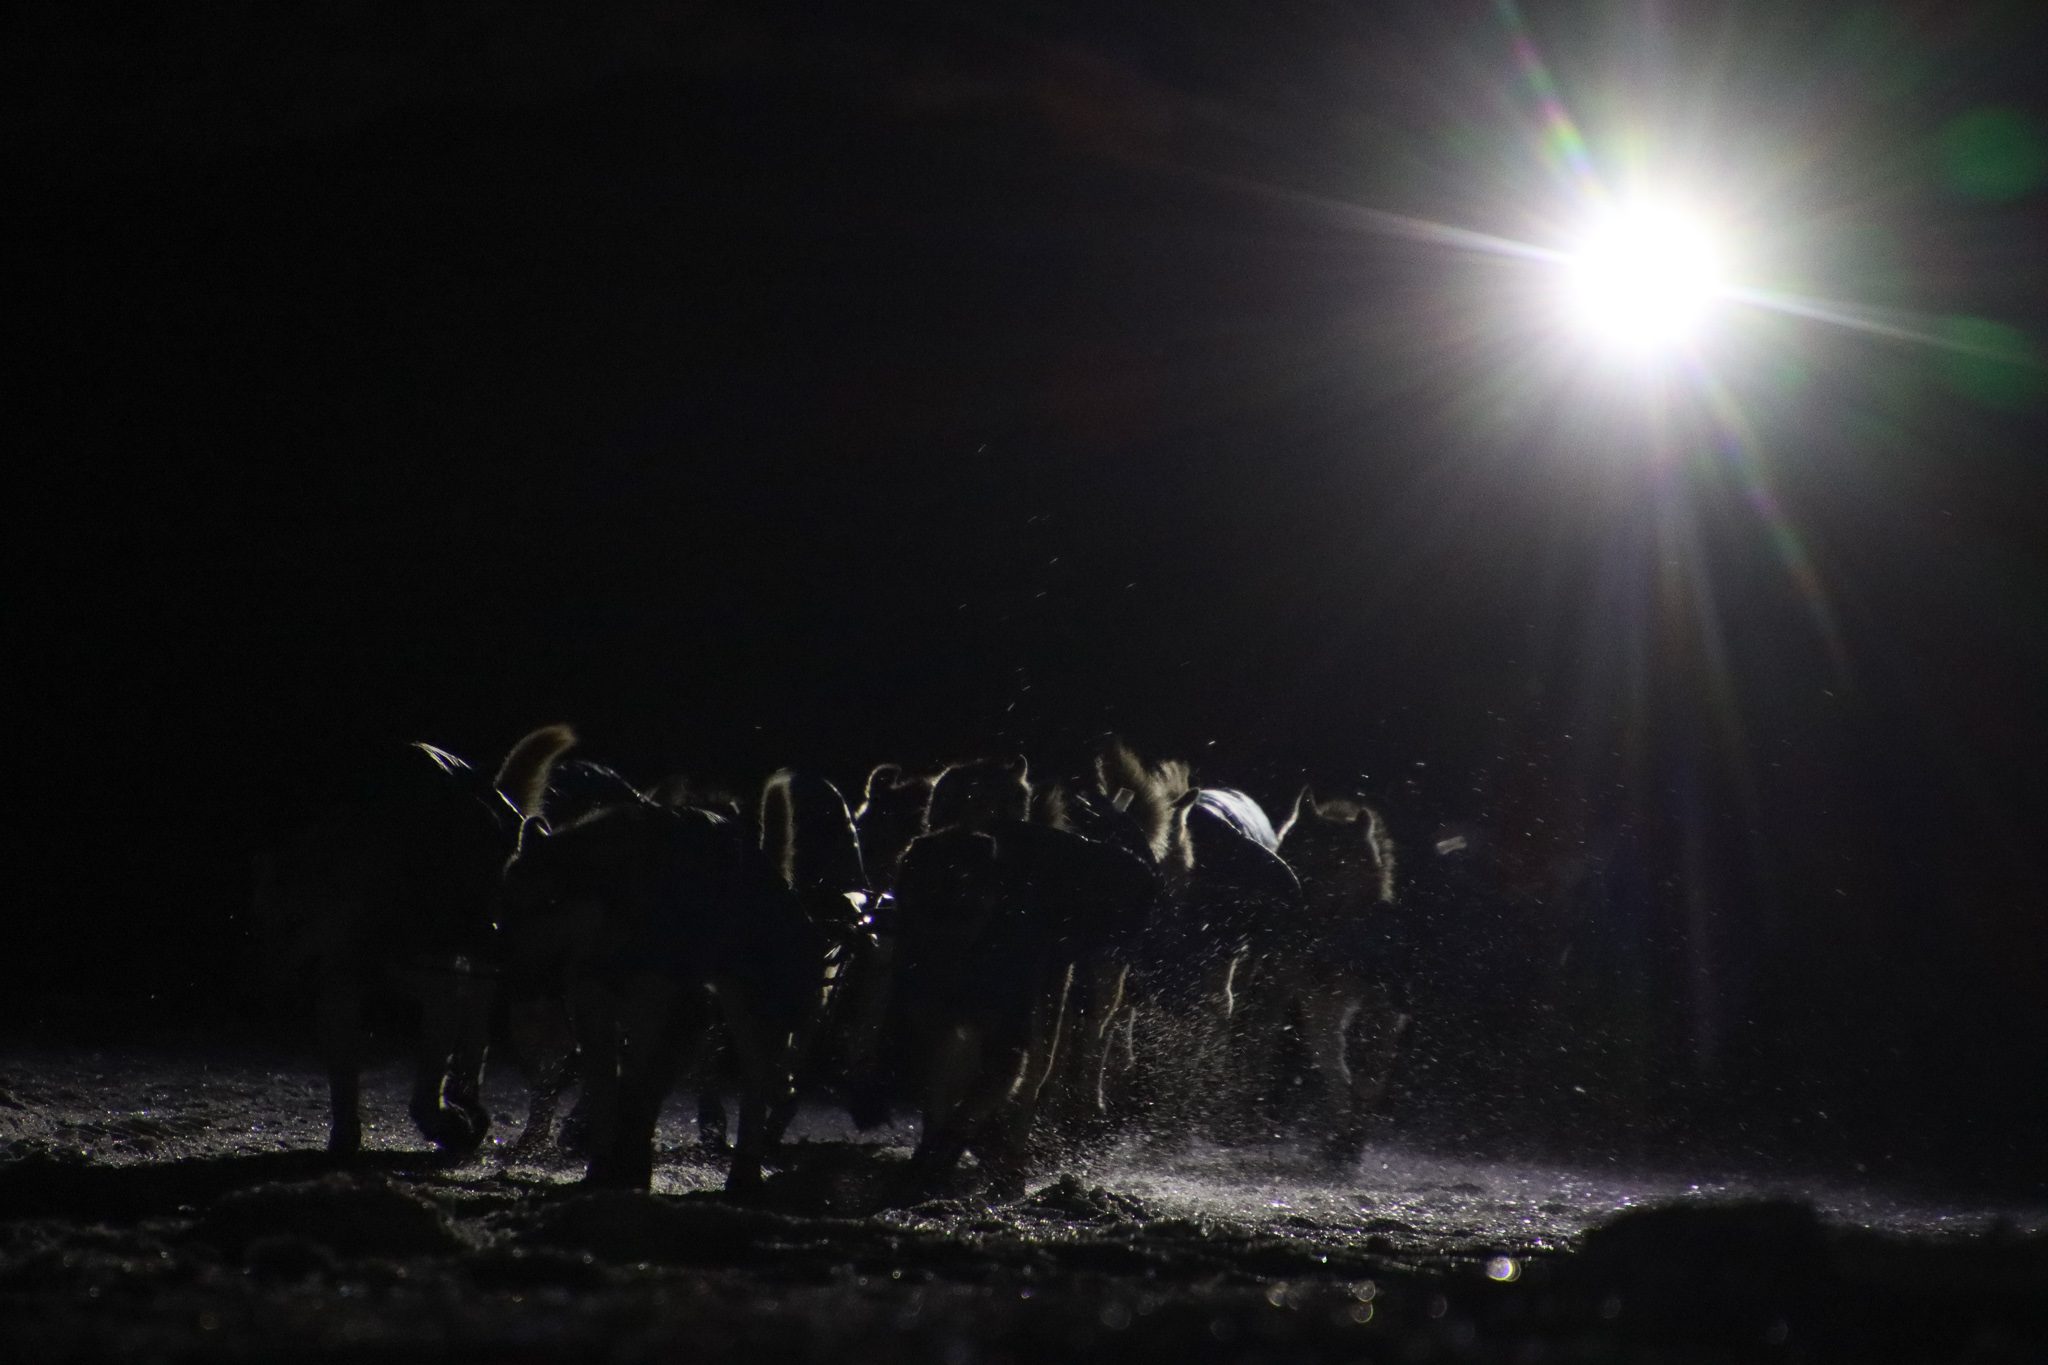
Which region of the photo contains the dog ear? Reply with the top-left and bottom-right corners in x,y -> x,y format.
865,763 -> 901,802
515,814 -> 551,857
1009,755 -> 1030,781
1294,784 -> 1319,822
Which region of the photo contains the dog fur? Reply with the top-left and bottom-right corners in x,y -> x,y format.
864,753 -> 1157,1191
497,769 -> 826,1192
885,821 -> 1072,1192
1025,763 -> 1168,1146
925,755 -> 1032,835
851,764 -> 936,892
1115,783 -> 1304,1141
252,724 -> 574,1157
500,752 -> 652,1160
1258,787 -> 1411,1157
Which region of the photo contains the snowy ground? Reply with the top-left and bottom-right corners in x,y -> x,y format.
3,1044 -> 2044,1362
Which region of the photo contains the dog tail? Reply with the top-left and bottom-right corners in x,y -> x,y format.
494,723 -> 577,818
1032,780 -> 1071,830
759,769 -> 800,890
1096,737 -> 1188,861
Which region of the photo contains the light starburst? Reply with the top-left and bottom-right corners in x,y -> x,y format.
1561,198 -> 1729,356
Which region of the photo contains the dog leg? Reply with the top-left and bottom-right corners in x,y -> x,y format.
1047,957 -> 1124,1133
1349,986 -> 1412,1113
909,1021 -> 979,1182
506,997 -> 575,1159
983,961 -> 1074,1194
570,980 -> 626,1184
316,970 -> 363,1157
409,972 -> 492,1154
713,980 -> 789,1195
442,969 -> 497,1151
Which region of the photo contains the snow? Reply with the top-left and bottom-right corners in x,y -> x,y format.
2,1043 -> 2043,1362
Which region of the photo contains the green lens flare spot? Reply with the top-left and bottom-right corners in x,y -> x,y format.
1936,317 -> 2048,412
1770,353 -> 1811,394
1940,107 -> 2048,202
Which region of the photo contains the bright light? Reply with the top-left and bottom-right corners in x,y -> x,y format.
1562,198 -> 1729,354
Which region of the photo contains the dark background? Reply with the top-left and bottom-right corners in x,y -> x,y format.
13,3 -> 2047,1189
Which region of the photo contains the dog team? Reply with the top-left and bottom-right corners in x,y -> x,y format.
253,724 -> 1410,1197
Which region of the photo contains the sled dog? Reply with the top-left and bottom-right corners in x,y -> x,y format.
252,724 -> 574,1156
497,772 -> 826,1192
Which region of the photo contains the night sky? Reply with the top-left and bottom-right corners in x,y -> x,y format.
16,3 -> 2048,1184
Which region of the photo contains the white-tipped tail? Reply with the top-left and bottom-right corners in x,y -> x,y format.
494,724 -> 577,818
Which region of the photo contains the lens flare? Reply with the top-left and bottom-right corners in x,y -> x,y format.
1563,200 -> 1728,353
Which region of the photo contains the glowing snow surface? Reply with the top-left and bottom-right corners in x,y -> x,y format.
1084,1138 -> 2035,1249
2,1047 -> 2037,1249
